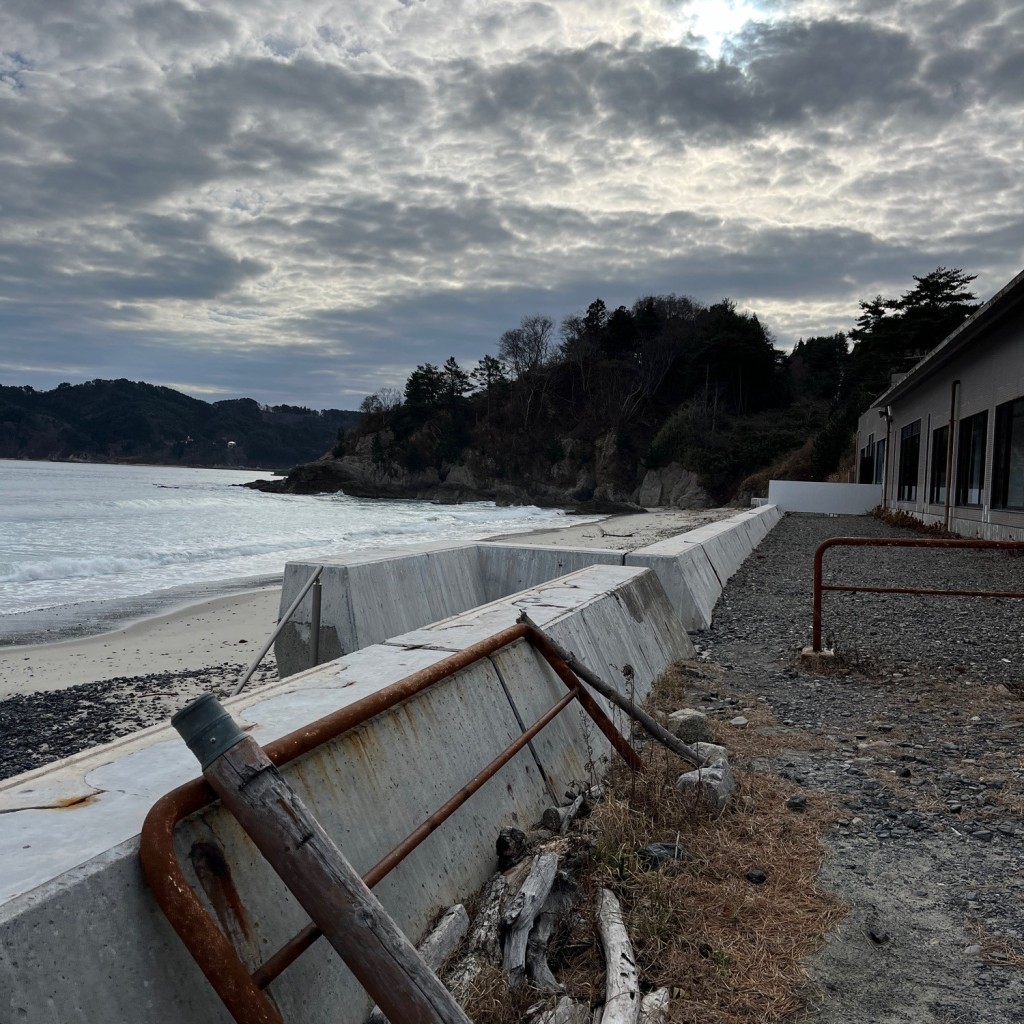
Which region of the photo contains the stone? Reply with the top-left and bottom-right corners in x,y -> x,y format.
695,741 -> 729,766
636,842 -> 690,871
786,793 -> 807,812
730,716 -> 749,728
667,708 -> 715,745
746,870 -> 768,885
675,759 -> 736,813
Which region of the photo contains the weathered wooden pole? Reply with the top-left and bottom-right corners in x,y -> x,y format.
172,694 -> 473,1024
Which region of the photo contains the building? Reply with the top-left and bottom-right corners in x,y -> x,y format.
856,267 -> 1024,539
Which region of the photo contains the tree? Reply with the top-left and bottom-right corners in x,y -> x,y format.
440,356 -> 472,405
499,314 -> 554,378
404,363 -> 445,407
470,355 -> 509,417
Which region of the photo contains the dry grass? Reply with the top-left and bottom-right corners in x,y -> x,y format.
452,661 -> 847,1024
967,920 -> 1024,970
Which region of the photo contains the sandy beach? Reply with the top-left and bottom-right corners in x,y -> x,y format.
0,588 -> 282,700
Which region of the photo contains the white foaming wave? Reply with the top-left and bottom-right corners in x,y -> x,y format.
0,536 -> 338,585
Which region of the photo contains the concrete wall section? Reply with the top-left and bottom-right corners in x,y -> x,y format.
624,505 -> 783,630
475,542 -> 626,603
767,480 -> 882,515
625,540 -> 720,630
1,566 -> 690,1024
276,543 -> 486,676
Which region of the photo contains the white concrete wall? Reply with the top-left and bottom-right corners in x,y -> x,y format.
767,481 -> 882,515
1,566 -> 690,1024
624,504 -> 783,629
277,507 -> 784,672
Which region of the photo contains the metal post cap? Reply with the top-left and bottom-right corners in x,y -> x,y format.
172,693 -> 247,770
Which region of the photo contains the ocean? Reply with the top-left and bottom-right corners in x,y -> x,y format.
0,461 -> 588,642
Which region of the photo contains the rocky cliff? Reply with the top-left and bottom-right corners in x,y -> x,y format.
246,430 -> 715,511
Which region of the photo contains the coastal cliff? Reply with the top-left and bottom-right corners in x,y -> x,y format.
245,428 -> 715,511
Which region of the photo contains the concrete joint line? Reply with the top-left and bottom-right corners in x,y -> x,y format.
487,652 -> 560,806
702,546 -> 723,588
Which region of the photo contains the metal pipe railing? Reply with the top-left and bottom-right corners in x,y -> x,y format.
140,623 -> 642,1024
231,565 -> 324,696
812,536 -> 1024,652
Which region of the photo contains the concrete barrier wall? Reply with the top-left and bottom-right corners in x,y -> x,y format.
767,480 -> 881,514
624,504 -> 783,630
1,566 -> 690,1024
276,507 -> 783,674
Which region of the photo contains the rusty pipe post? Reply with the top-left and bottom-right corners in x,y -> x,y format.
310,577 -> 322,668
172,695 -> 473,1024
812,541 -> 826,652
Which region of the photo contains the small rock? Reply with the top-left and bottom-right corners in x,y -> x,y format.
636,842 -> 690,871
730,716 -> 749,728
972,829 -> 994,842
964,944 -> 983,955
902,813 -> 923,831
786,793 -> 807,812
667,708 -> 715,745
676,760 -> 736,812
746,869 -> 768,885
894,765 -> 912,778
695,741 -> 729,766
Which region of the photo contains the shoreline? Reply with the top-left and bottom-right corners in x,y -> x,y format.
0,507 -> 737,702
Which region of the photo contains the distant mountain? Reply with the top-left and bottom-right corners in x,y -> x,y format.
0,379 -> 359,468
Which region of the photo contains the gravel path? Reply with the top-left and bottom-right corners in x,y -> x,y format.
693,513 -> 1024,1024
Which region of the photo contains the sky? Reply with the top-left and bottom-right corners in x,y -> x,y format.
1,0 -> 1022,410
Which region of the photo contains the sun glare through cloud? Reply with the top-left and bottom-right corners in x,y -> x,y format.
678,0 -> 765,58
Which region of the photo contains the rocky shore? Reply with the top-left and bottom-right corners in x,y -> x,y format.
244,433 -> 716,511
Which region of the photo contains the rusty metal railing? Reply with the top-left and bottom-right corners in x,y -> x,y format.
140,623 -> 641,1024
812,536 -> 1024,652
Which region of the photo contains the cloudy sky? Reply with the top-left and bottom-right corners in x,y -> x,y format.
2,1 -> 1022,409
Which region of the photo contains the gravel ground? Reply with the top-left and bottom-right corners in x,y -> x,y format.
0,659 -> 279,780
692,512 -> 1024,1024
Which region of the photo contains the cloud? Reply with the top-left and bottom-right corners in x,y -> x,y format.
0,0 -> 1021,409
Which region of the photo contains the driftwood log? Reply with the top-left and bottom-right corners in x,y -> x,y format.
540,793 -> 585,834
445,873 -> 509,1002
516,612 -> 701,769
503,853 -> 559,987
367,905 -> 470,1024
525,875 -> 576,992
596,888 -> 640,1024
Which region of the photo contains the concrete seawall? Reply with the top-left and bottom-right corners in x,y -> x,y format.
276,505 -> 783,674
2,565 -> 691,1024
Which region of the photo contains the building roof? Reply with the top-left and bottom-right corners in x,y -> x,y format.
873,266 -> 1024,407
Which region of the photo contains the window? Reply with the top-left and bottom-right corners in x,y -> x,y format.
955,410 -> 988,506
897,420 -> 921,501
873,438 -> 886,486
992,396 -> 1024,510
858,433 -> 874,484
929,424 -> 949,504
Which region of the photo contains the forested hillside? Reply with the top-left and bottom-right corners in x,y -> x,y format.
0,379 -> 359,468
256,269 -> 979,507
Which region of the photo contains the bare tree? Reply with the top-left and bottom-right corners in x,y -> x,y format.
499,314 -> 554,379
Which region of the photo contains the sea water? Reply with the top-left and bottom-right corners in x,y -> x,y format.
0,461 -> 586,630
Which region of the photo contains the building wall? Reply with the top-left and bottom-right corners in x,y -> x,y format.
856,316 -> 1024,539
